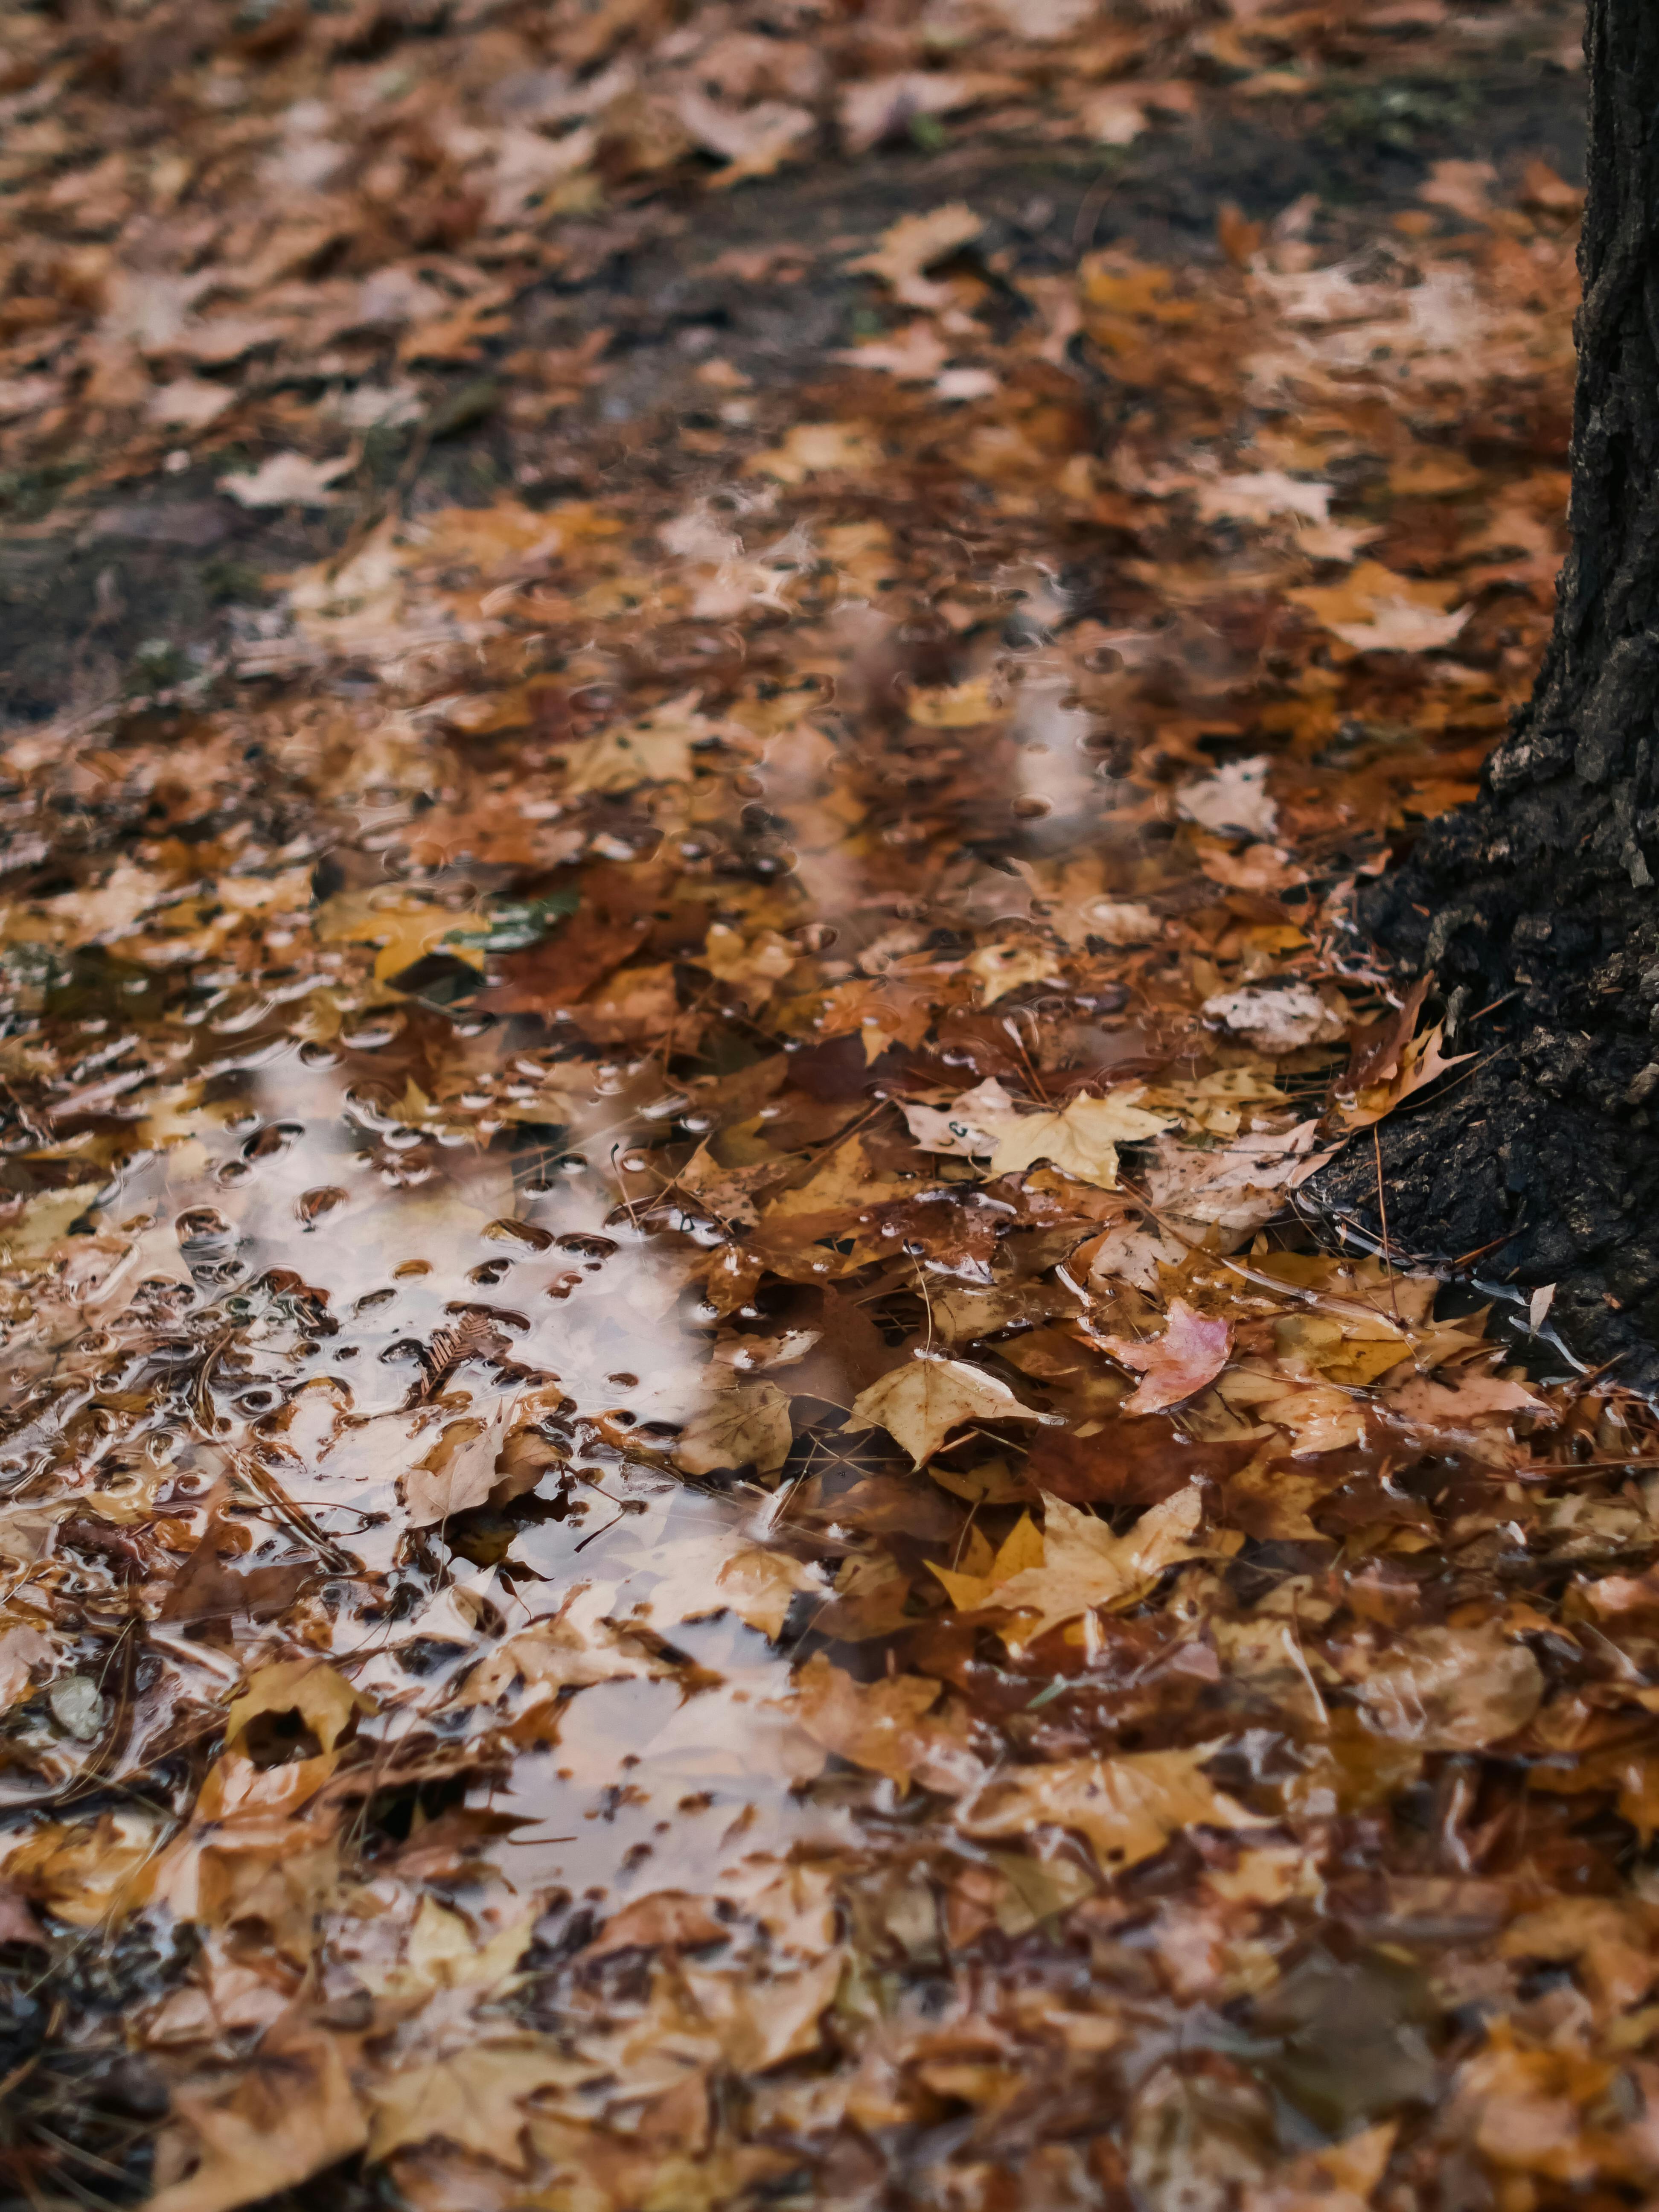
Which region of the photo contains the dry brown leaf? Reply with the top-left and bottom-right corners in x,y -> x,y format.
1290,562 -> 1471,653
220,452 -> 354,509
847,204 -> 983,301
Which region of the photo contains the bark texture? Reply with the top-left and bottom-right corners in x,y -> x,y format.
1321,0 -> 1659,1376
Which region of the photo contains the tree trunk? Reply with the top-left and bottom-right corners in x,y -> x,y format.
1322,0 -> 1659,1377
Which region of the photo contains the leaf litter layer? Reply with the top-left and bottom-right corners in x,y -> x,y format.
8,4 -> 1659,2211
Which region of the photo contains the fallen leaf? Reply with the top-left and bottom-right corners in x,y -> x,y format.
906,678 -> 1003,726
960,1746 -> 1267,1871
1095,1300 -> 1233,1414
1178,757 -> 1278,839
564,693 -> 710,794
582,1892 -> 729,1960
988,1092 -> 1173,1188
1291,562 -> 1470,653
834,323 -> 950,381
369,2041 -> 597,2167
941,1485 -> 1205,1642
789,1654 -> 941,1787
673,1381 -> 794,1476
930,1509 -> 1045,1609
1420,158 -> 1498,224
1384,1369 -> 1549,1426
841,80 -> 998,157
902,1076 -> 1019,1158
402,1415 -> 505,1530
1191,471 -> 1333,526
146,377 -> 234,429
0,1623 -> 53,1711
682,1947 -> 847,2069
748,422 -> 884,482
847,204 -> 983,305
1346,1624 -> 1543,1751
850,1356 -> 1043,1465
1082,87 -> 1151,146
1336,1022 -> 1473,1127
455,1599 -> 672,1708
0,1878 -> 43,1947
220,451 -> 354,509
224,1659 -> 376,1758
152,2027 -> 367,2212
967,940 -> 1061,1004
1203,984 -> 1347,1054
673,88 -> 815,181
788,1653 -> 982,1795
644,1535 -> 823,1640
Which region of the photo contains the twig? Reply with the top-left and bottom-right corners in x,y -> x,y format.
1374,1125 -> 1402,1324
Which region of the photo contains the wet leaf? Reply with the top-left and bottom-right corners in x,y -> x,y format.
402,1415 -> 506,1529
369,2041 -> 597,2167
1096,1299 -> 1233,1414
673,1380 -> 793,1476
938,1485 -> 1203,1642
1348,1624 -> 1543,1751
960,1746 -> 1268,1871
224,1659 -> 376,1757
152,2028 -> 367,2212
219,452 -> 355,509
850,1355 -> 1043,1465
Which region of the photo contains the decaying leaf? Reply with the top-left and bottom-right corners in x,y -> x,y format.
1095,1300 -> 1233,1414
1178,757 -> 1279,840
220,452 -> 355,509
454,1598 -> 673,1707
368,2041 -> 597,2166
0,20 -> 1632,2204
642,1532 -> 823,1639
935,1486 -> 1203,1643
850,1356 -> 1043,1464
960,1746 -> 1268,1871
402,1414 -> 505,1529
787,1653 -> 982,1795
224,1659 -> 376,1757
1346,1624 -> 1543,1751
1203,984 -> 1346,1054
673,1381 -> 793,1476
152,2028 -> 368,2212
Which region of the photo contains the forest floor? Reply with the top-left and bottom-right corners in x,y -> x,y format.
10,4 -> 1659,2211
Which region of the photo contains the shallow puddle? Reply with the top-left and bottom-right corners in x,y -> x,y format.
4,125 -> 1658,2212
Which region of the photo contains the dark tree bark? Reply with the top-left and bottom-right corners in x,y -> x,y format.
1320,0 -> 1659,1378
